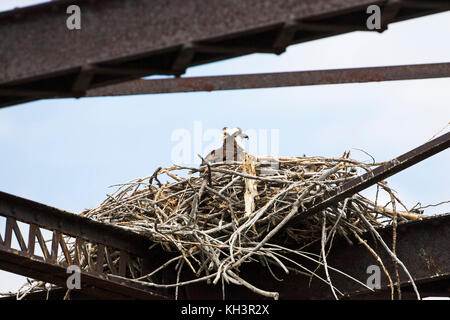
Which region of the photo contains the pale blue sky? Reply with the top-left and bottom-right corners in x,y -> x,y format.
0,1 -> 449,294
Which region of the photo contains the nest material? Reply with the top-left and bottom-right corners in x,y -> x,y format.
7,154 -> 426,300
76,154 -> 422,299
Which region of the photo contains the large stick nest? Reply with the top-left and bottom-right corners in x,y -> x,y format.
9,154 -> 426,299
77,154 -> 422,299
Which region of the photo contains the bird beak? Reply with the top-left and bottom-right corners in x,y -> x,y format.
242,134 -> 249,139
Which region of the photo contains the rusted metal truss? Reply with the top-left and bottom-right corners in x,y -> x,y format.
0,0 -> 449,301
0,0 -> 449,108
1,132 -> 449,299
185,132 -> 450,299
290,131 -> 450,226
181,213 -> 450,300
0,191 -> 167,300
1,62 -> 448,101
5,213 -> 450,300
84,62 -> 450,97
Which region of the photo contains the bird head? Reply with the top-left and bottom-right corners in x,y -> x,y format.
223,127 -> 248,149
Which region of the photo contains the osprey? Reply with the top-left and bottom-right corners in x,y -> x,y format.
203,127 -> 257,218
204,127 -> 249,164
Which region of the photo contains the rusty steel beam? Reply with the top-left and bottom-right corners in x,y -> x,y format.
179,133 -> 450,299
0,191 -> 167,300
1,0 -> 449,108
85,62 -> 450,96
321,212 -> 450,299
1,287 -> 95,300
0,132 -> 449,299
0,0 -> 385,85
289,131 -> 450,226
0,191 -> 152,257
3,209 -> 450,300
0,246 -> 165,300
180,213 -> 450,299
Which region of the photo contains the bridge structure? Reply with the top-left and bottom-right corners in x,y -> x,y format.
0,0 -> 449,299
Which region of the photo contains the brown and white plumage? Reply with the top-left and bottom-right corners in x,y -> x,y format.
203,127 -> 249,164
203,127 -> 259,218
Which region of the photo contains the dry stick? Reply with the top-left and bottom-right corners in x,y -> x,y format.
267,243 -> 373,291
389,192 -> 418,221
203,167 -> 292,184
212,258 -> 229,285
63,289 -> 71,300
389,193 -> 402,300
356,211 -> 421,300
175,260 -> 184,300
226,270 -> 279,300
45,285 -> 52,300
44,158 -> 420,301
321,211 -> 339,300
270,251 -> 344,296
227,180 -> 306,261
137,255 -> 184,280
262,255 -> 285,282
109,272 -> 218,289
360,196 -> 421,220
265,252 -> 289,275
374,184 -> 380,220
414,199 -> 450,210
352,232 -> 394,300
218,175 -> 241,194
221,275 -> 226,300
231,165 -> 340,270
16,280 -> 44,300
325,198 -> 350,245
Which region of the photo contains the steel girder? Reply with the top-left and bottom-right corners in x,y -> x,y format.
181,213 -> 450,299
289,131 -> 450,226
0,191 -> 167,300
0,0 -> 448,108
5,213 -> 450,300
83,62 -> 450,97
1,132 -> 449,299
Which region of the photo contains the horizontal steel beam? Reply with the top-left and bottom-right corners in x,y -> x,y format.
3,214 -> 450,300
0,132 -> 449,299
0,191 -> 152,257
1,0 -> 448,108
2,62 -> 448,100
327,213 -> 450,299
84,63 -> 450,96
0,191 -> 167,299
308,213 -> 450,299
180,132 -> 450,299
3,209 -> 449,300
0,0 -> 383,85
181,213 -> 450,299
1,287 -> 95,300
0,246 -> 165,300
289,131 -> 450,226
